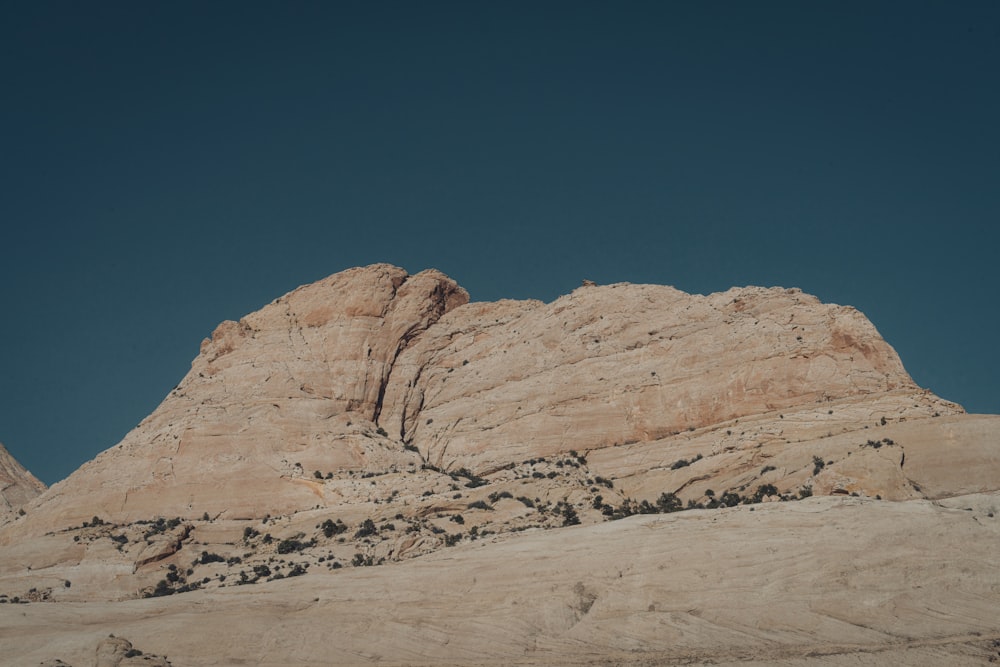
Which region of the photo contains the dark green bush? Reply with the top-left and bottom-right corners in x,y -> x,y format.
198,551 -> 225,564
321,519 -> 347,538
656,492 -> 682,513
276,539 -> 309,554
812,456 -> 826,475
467,500 -> 493,511
354,519 -> 377,538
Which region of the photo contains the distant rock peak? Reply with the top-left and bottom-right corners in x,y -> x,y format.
0,441 -> 46,522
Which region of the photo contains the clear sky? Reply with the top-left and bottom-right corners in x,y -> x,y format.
2,2 -> 998,485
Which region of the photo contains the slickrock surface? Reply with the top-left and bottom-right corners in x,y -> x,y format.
2,494 -> 999,666
0,264 -> 997,665
0,440 -> 45,523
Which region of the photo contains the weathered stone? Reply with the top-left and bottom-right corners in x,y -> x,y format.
0,264 -> 997,666
0,440 -> 45,523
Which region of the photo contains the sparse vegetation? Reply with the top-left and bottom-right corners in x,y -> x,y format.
197,551 -> 225,565
812,456 -> 826,475
467,500 -> 493,511
670,454 -> 703,470
354,519 -> 377,539
321,519 -> 347,538
276,538 -> 312,554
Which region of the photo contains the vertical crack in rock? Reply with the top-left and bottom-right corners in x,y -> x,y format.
372,277 -> 467,427
398,363 -> 426,442
373,324 -> 422,425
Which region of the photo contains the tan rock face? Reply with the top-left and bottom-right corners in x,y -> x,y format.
0,441 -> 45,523
0,265 -> 974,541
1,264 -> 998,666
5,265 -> 468,531
381,283 -> 930,471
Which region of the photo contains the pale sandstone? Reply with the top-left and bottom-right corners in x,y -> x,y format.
0,440 -> 46,523
0,264 -> 997,665
1,493 -> 998,666
3,267 -> 968,537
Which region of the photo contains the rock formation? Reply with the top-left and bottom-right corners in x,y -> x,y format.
0,440 -> 45,523
1,264 -> 997,666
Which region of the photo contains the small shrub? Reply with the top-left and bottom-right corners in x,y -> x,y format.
719,491 -> 743,507
560,504 -> 581,526
656,492 -> 682,513
455,468 -> 488,488
198,551 -> 225,564
354,519 -> 377,538
321,519 -> 347,538
352,553 -> 373,567
753,484 -> 779,502
276,539 -> 308,554
467,500 -> 493,511
812,456 -> 826,475
149,580 -> 174,598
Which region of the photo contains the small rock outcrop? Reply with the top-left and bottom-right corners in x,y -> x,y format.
0,440 -> 45,523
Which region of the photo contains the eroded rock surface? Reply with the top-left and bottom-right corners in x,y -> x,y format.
0,264 -> 997,666
0,440 -> 45,523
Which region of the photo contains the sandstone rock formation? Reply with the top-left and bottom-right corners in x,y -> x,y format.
0,440 -> 45,523
0,264 -> 997,665
0,265 -> 965,537
4,494 -> 999,666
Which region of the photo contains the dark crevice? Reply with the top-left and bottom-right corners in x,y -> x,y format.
372,279 -> 462,427
399,363 -> 428,441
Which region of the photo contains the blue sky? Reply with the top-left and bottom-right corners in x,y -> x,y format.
2,1 -> 998,484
